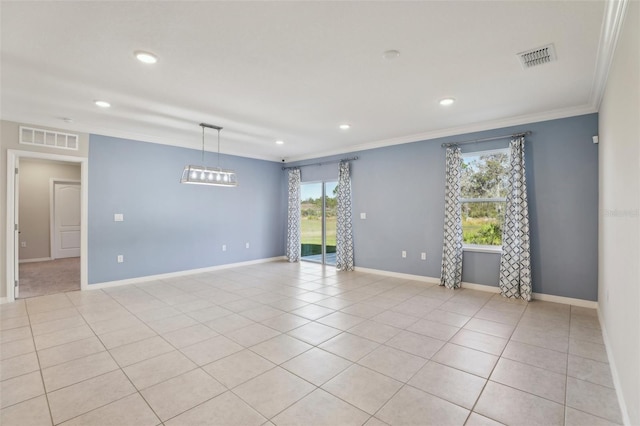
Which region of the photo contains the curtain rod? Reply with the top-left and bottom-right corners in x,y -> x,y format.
282,156 -> 359,170
441,131 -> 532,148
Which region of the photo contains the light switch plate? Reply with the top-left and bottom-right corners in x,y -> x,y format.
114,214 -> 124,222
360,213 -> 366,219
117,255 -> 124,263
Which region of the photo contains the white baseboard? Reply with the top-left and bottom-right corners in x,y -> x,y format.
87,256 -> 287,290
0,297 -> 11,305
597,307 -> 632,426
354,267 -> 597,308
19,257 -> 53,264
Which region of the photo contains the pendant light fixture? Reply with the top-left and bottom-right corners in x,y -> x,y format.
181,123 -> 238,187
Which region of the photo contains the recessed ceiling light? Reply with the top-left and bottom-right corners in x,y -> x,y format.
339,124 -> 351,130
275,140 -> 284,145
383,50 -> 400,60
439,98 -> 456,106
94,100 -> 111,108
135,51 -> 158,64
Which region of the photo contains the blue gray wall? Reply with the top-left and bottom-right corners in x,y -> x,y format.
289,114 -> 599,300
88,135 -> 285,284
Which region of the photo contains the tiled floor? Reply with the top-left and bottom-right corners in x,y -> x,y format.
0,261 -> 622,426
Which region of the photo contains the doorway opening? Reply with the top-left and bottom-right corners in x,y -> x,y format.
300,180 -> 338,265
6,150 -> 88,302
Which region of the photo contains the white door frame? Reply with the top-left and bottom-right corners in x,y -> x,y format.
6,149 -> 88,302
50,179 -> 81,260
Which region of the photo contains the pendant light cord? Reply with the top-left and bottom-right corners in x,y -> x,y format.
217,128 -> 221,169
201,125 -> 205,163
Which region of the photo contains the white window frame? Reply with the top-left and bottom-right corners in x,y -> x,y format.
460,148 -> 510,253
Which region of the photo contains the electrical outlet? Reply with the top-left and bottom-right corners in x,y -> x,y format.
222,244 -> 227,252
360,213 -> 367,219
245,242 -> 250,249
117,255 -> 124,263
421,252 -> 426,260
21,241 -> 27,248
402,251 -> 407,258
114,214 -> 124,222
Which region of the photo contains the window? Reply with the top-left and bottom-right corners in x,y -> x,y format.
461,149 -> 510,248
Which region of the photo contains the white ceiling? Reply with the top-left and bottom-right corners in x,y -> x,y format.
1,1 -> 607,162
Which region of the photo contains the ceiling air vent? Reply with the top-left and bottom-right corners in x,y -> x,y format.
517,44 -> 557,69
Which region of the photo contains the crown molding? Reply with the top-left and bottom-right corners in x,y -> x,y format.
285,103 -> 597,163
590,0 -> 629,111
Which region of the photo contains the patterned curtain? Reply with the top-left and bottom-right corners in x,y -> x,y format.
499,137 -> 532,300
440,147 -> 463,289
336,161 -> 354,271
286,169 -> 301,262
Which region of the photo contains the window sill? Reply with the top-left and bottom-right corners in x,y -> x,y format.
463,245 -> 502,254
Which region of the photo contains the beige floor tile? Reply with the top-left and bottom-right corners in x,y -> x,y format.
377,385 -> 469,426
423,309 -> 472,328
225,323 -> 281,347
28,307 -> 78,326
26,293 -> 74,314
571,313 -> 601,330
173,299 -> 215,314
565,407 -> 622,426
180,335 -> 244,366
0,352 -> 39,381
358,345 -> 427,382
295,291 -> 330,304
31,314 -> 86,336
431,343 -> 498,379
146,314 -> 198,334
385,330 -> 445,359
449,329 -> 507,356
439,301 -> 482,317
0,338 -> 35,361
108,335 -> 174,367
287,322 -> 342,345
409,361 -> 486,409
141,368 -> 226,421
204,313 -> 255,333
568,354 -> 614,388
475,381 -> 564,426
319,333 -> 379,362
341,302 -> 387,319
240,306 -> 286,322
42,351 -> 119,392
273,388 -> 370,426
463,318 -> 514,339
314,297 -> 353,310
0,371 -> 44,409
363,416 -> 390,426
123,350 -> 196,389
569,338 -> 608,362
186,305 -> 234,322
269,297 -> 310,311
322,364 -> 402,415
89,313 -> 144,335
233,367 -> 315,418
570,324 -> 605,345
0,316 -> 30,331
317,312 -> 366,330
407,318 -> 460,341
61,393 -> 159,426
490,358 -> 566,403
33,324 -> 95,351
510,326 -> 569,352
345,320 -> 401,344
0,395 -> 52,426
0,326 -> 32,344
260,313 -> 310,332
290,304 -> 335,320
203,349 -> 275,388
38,336 -> 105,370
501,340 -> 567,375
48,370 -> 136,424
474,308 -> 522,326
222,299 -> 263,313
165,390 -> 266,426
250,334 -> 312,364
281,347 -> 352,386
566,377 -> 622,424
371,310 -> 419,329
465,412 -> 504,426
162,323 -> 219,348
65,289 -> 112,307
98,323 -> 157,349
135,305 -> 182,323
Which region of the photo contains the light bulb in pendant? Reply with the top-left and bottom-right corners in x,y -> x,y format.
223,174 -> 229,182
190,170 -> 197,179
216,174 -> 221,181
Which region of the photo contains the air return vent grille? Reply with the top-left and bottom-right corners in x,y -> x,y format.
20,126 -> 79,150
518,44 -> 557,69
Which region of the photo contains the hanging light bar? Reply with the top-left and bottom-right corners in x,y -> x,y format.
181,123 -> 238,187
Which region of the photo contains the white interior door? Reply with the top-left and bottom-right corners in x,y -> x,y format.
14,160 -> 20,298
53,182 -> 81,258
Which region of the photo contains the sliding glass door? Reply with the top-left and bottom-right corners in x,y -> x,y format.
300,181 -> 338,265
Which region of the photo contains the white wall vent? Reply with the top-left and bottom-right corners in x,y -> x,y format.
19,126 -> 79,151
517,44 -> 557,69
